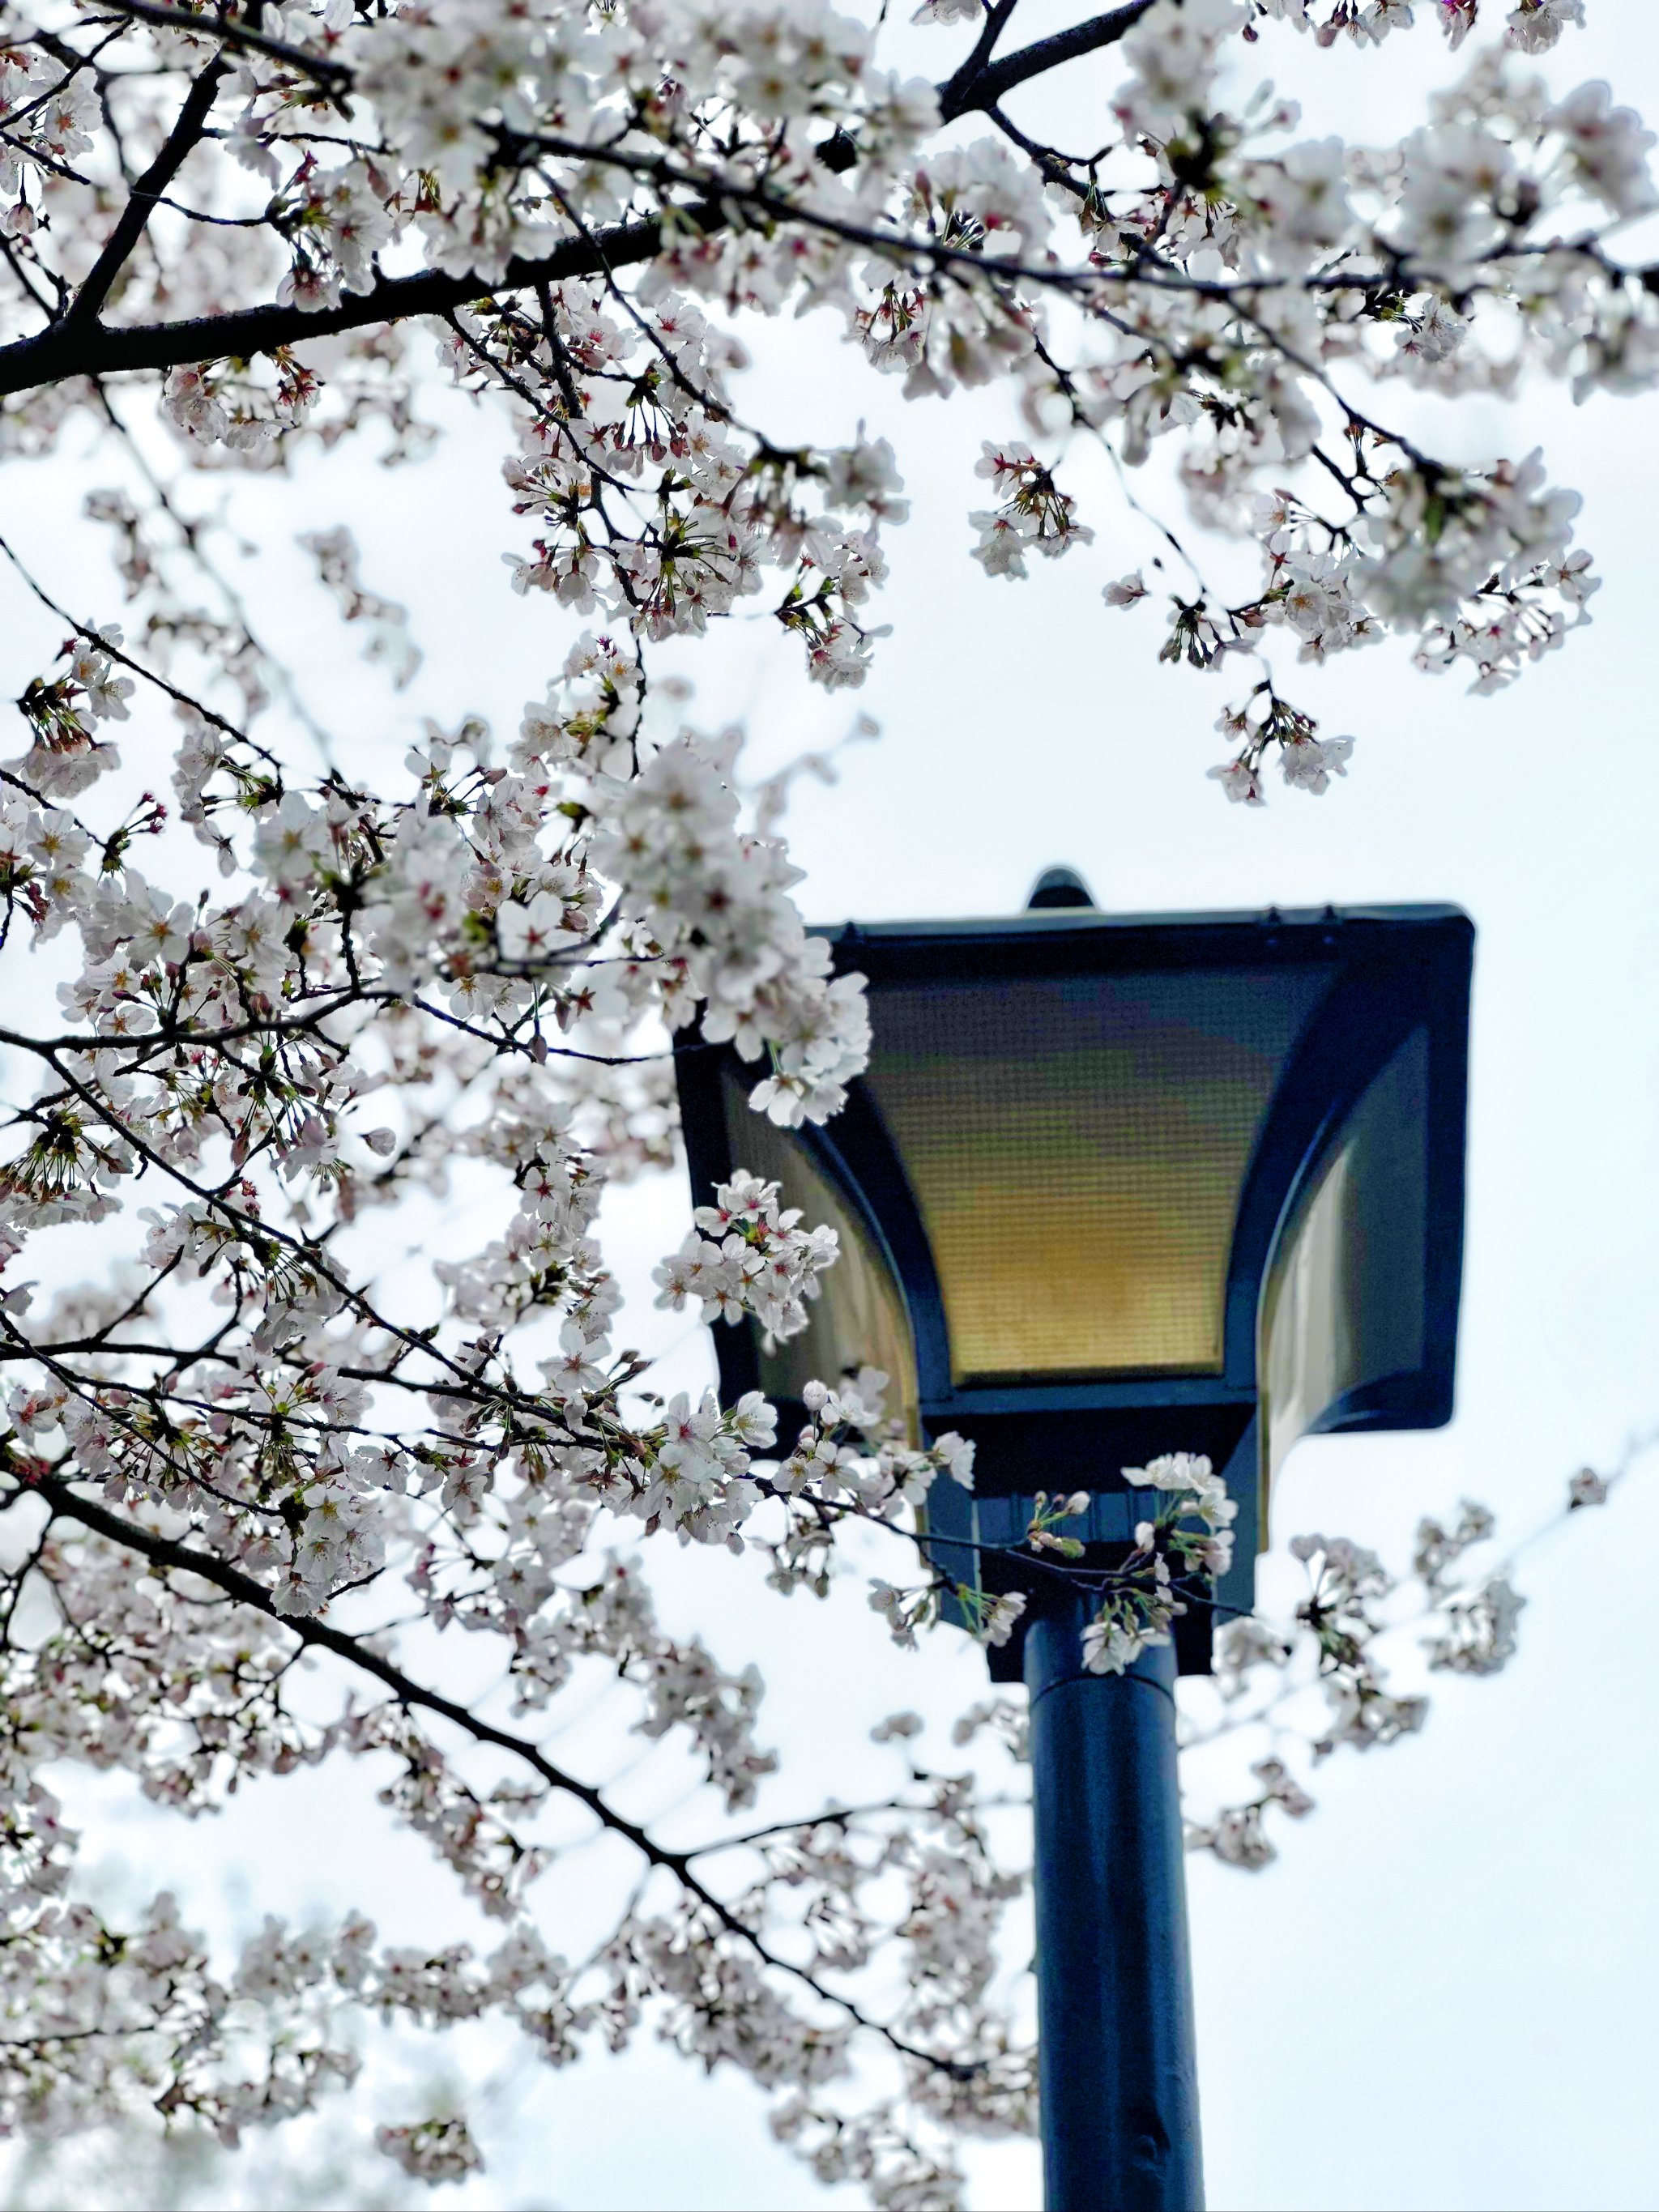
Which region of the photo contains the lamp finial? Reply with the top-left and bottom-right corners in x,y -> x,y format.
1027,867 -> 1095,911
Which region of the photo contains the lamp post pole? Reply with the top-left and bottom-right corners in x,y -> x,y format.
1024,1592 -> 1204,2212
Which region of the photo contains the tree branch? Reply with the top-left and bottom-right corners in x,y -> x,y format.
96,0 -> 351,87
0,202 -> 722,398
939,0 -> 1156,121
0,0 -> 1157,399
89,0 -> 1144,119
61,52 -> 229,332
935,0 -> 1022,123
22,1468 -> 970,2078
26,1468 -> 670,1850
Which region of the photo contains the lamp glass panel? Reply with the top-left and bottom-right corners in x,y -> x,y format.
719,1071 -> 919,1438
1258,1024 -> 1430,1495
860,965 -> 1333,1383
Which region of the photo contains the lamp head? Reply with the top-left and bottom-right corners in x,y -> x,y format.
677,893 -> 1473,1674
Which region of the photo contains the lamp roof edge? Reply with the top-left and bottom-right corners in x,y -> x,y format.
810,901 -> 1473,948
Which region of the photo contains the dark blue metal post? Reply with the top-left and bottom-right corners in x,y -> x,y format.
1024,1595 -> 1203,2212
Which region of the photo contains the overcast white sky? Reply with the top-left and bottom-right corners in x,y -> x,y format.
5,6 -> 1659,2210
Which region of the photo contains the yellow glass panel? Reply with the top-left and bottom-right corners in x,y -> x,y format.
1259,1025 -> 1430,1503
719,1071 -> 918,1440
862,968 -> 1330,1383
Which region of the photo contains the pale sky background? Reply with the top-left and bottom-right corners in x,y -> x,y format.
3,6 -> 1659,2210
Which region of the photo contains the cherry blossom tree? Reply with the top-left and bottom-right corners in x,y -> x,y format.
0,0 -> 1647,2197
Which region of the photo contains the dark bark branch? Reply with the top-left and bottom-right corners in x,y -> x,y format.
23,1468 -> 966,2076
97,0 -> 351,87
934,0 -> 1022,123
62,52 -> 229,332
939,0 -> 1156,121
92,0 -> 1142,118
0,2 -> 1156,399
0,202 -> 721,398
28,1468 -> 671,1853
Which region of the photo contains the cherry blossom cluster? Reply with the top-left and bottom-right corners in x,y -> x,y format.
1176,1468 -> 1615,1868
0,0 -> 1643,797
1080,1452 -> 1237,1676
657,1169 -> 839,1337
969,441 -> 1094,578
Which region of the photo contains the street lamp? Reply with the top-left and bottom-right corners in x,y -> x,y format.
676,875 -> 1473,2212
